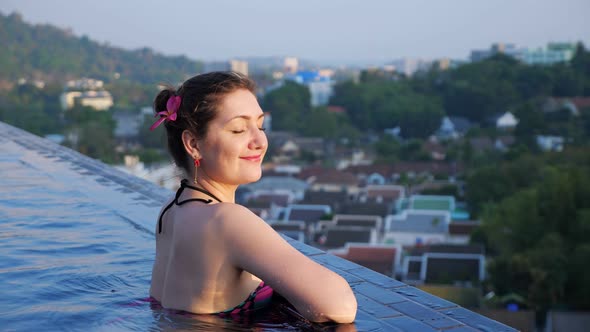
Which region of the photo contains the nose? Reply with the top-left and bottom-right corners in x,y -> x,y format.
249,127 -> 267,151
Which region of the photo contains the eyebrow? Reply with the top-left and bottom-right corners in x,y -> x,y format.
228,114 -> 265,122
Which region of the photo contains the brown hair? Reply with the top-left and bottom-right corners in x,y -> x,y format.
153,71 -> 256,173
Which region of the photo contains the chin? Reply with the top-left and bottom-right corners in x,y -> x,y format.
240,170 -> 263,184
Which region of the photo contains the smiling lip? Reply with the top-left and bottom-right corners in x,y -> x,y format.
240,155 -> 262,162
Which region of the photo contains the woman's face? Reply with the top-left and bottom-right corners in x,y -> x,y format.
198,89 -> 267,186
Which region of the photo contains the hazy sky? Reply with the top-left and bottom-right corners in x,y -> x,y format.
2,0 -> 589,65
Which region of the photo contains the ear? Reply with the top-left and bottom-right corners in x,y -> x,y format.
181,130 -> 201,159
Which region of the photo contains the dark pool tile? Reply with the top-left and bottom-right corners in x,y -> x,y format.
284,237 -> 325,256
356,293 -> 403,318
443,326 -> 481,331
84,164 -> 100,171
95,178 -> 111,184
104,174 -> 124,183
381,315 -> 439,332
347,267 -> 406,289
311,252 -> 364,271
353,283 -> 407,305
353,310 -> 395,331
439,307 -> 518,332
307,256 -> 363,284
332,268 -> 365,284
391,301 -> 464,329
393,286 -> 457,310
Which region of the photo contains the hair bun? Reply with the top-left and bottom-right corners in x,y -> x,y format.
153,86 -> 176,115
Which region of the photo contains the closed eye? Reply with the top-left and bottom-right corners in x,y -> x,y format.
231,130 -> 245,134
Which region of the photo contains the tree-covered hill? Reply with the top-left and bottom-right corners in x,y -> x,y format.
0,12 -> 203,84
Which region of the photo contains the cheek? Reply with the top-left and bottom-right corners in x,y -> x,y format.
209,140 -> 240,164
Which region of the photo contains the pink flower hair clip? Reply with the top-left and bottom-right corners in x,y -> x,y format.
150,95 -> 181,130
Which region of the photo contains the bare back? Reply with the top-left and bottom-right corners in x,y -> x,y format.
149,198 -> 262,313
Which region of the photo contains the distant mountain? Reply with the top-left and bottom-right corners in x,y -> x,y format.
0,12 -> 203,84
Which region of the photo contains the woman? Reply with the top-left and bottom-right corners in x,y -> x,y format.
148,72 -> 357,323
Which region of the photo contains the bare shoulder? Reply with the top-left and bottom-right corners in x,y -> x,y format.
207,202 -> 272,233
204,202 -> 283,258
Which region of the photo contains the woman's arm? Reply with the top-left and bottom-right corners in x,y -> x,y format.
213,204 -> 357,323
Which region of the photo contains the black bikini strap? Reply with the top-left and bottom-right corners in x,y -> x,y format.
157,200 -> 174,234
180,179 -> 223,203
157,180 -> 223,234
157,185 -> 183,234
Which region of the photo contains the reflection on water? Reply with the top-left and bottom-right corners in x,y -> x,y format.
0,162 -> 368,331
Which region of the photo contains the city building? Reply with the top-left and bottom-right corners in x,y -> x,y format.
383,210 -> 452,246
65,78 -> 104,90
400,244 -> 486,285
495,112 -> 519,130
330,243 -> 401,277
470,43 -> 524,62
204,59 -> 249,76
17,78 -> 45,89
536,135 -> 565,152
242,176 -> 309,202
360,185 -> 405,204
284,70 -> 334,106
520,42 -> 577,65
60,90 -> 114,111
284,57 -> 299,73
436,116 -> 474,140
59,78 -> 113,111
387,58 -> 434,76
470,42 -> 577,65
282,204 -> 332,223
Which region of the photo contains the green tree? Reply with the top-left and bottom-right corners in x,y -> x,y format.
330,80 -> 443,137
466,155 -> 541,217
106,81 -> 157,108
399,139 -> 430,161
63,106 -> 118,163
514,66 -> 554,99
0,12 -> 202,83
374,135 -> 400,162
0,82 -> 62,135
138,114 -> 167,149
331,81 -> 372,130
442,55 -> 522,123
514,101 -> 546,145
74,120 -> 118,163
299,106 -> 360,140
551,65 -> 585,97
396,99 -> 444,138
570,42 -> 590,95
476,161 -> 590,314
262,81 -> 310,132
